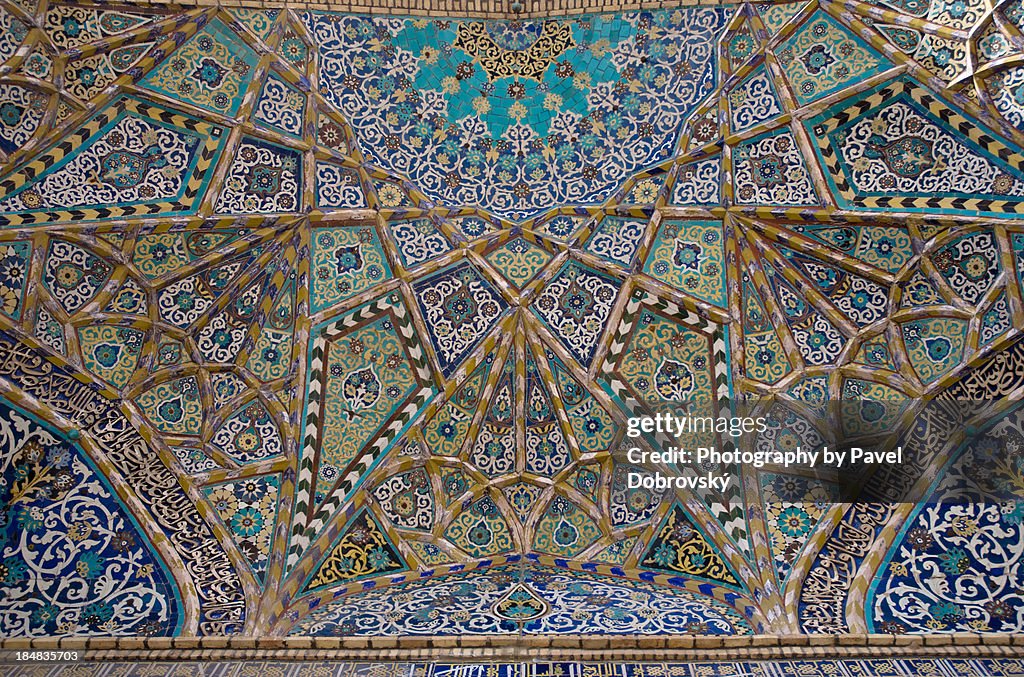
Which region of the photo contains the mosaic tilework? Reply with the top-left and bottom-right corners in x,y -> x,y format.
775,11 -> 890,105
0,0 -> 1022,647
0,400 -> 181,637
870,403 -> 1024,635
291,564 -> 750,635
140,18 -> 258,117
0,97 -> 226,223
304,9 -> 726,219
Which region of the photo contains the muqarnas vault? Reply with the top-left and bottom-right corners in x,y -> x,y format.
0,0 -> 1021,657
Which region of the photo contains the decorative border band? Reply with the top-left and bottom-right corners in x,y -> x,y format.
106,0 -> 743,19
1,633 -> 1022,662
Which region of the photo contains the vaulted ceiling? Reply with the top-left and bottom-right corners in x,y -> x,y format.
0,0 -> 1022,641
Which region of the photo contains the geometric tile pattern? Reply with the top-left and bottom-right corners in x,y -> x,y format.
304,10 -> 727,220
292,564 -> 750,635
0,0 -> 1023,645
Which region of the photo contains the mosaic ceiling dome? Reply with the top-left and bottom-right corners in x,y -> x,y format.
0,0 -> 1023,643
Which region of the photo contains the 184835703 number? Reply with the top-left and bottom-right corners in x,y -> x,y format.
13,651 -> 80,661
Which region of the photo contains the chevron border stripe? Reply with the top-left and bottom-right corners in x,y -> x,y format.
0,97 -> 227,226
287,291 -> 436,568
807,78 -> 1024,214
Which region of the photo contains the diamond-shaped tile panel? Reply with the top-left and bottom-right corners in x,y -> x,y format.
644,219 -> 726,307
762,262 -> 845,366
253,73 -> 306,138
524,344 -> 570,477
604,301 -> 726,417
141,18 -> 258,117
316,163 -> 366,208
290,294 -> 435,567
774,11 -> 889,105
387,218 -> 451,268
204,474 -> 281,582
671,157 -> 721,206
468,352 -> 516,479
533,261 -> 622,368
740,272 -> 791,385
584,215 -> 648,269
734,130 -> 819,206
728,66 -> 782,134
485,238 -> 551,289
532,494 -> 600,557
412,262 -> 510,378
311,225 -> 392,313
307,309 -> 429,505
216,138 -> 302,214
